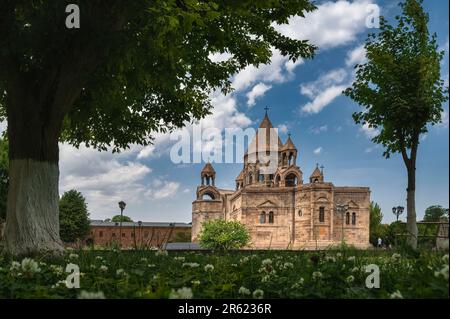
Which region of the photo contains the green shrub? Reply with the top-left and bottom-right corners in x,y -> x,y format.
198,219 -> 250,250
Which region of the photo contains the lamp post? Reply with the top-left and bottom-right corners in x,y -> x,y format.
118,201 -> 126,247
392,206 -> 404,222
336,204 -> 349,245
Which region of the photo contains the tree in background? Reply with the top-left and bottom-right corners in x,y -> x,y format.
59,190 -> 90,244
111,215 -> 133,223
199,219 -> 250,250
369,201 -> 384,246
344,0 -> 448,249
0,1 -> 317,255
0,136 -> 8,222
423,205 -> 449,222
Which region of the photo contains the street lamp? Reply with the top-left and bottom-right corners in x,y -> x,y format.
336,204 -> 349,245
392,206 -> 404,222
118,201 -> 126,247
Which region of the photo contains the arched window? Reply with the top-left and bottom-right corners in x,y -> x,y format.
314,178 -> 319,183
345,212 -> 350,225
285,173 -> 298,187
298,209 -> 302,217
259,212 -> 266,224
268,211 -> 274,223
275,175 -> 281,186
352,212 -> 356,225
319,207 -> 325,222
248,173 -> 253,184
206,176 -> 210,185
288,154 -> 294,166
201,193 -> 215,200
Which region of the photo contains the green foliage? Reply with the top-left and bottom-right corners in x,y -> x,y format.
369,202 -> 384,245
344,0 -> 448,159
424,205 -> 449,222
0,136 -> 8,222
0,249 -> 448,298
171,230 -> 192,243
59,190 -> 90,243
0,1 -> 317,152
111,215 -> 133,223
198,219 -> 250,250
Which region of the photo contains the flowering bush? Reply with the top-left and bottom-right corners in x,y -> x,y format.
0,249 -> 447,299
198,219 -> 250,250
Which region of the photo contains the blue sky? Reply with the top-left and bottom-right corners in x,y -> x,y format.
55,0 -> 449,224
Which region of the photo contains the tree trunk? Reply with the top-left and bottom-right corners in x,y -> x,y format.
406,165 -> 418,249
4,84 -> 65,255
4,159 -> 63,255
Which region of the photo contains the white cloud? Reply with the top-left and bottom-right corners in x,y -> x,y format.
302,85 -> 346,114
146,180 -> 180,200
313,147 -> 323,155
438,110 -> 449,129
346,44 -> 367,67
309,125 -> 328,134
274,0 -> 378,49
246,83 -> 272,107
360,123 -> 380,139
208,51 -> 233,63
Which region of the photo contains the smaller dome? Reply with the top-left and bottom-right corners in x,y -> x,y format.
201,162 -> 216,175
281,136 -> 297,151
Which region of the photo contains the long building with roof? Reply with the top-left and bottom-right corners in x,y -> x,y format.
192,112 -> 371,249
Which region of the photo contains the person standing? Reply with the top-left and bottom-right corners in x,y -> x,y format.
377,237 -> 382,248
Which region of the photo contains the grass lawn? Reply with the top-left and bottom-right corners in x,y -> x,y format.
0,248 -> 448,299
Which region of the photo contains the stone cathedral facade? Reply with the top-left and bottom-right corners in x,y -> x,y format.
192,113 -> 371,249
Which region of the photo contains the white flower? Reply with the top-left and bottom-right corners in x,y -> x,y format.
10,261 -> 21,271
240,257 -> 250,264
389,290 -> 403,299
325,256 -> 336,262
351,267 -> 359,273
69,253 -> 79,260
336,253 -> 342,257
182,262 -> 200,268
174,256 -> 185,262
312,271 -> 323,280
50,265 -> 64,275
347,256 -> 356,262
155,250 -> 168,257
78,290 -> 106,299
204,264 -> 214,272
442,254 -> 449,263
169,287 -> 193,299
262,259 -> 272,266
95,256 -> 103,260
148,264 -> 156,268
140,257 -> 148,262
239,286 -> 251,295
346,275 -> 355,283
116,268 -> 125,276
252,289 -> 264,299
231,263 -> 238,267
391,253 -> 401,261
191,280 -> 201,286
282,262 -> 294,269
100,265 -> 108,272
435,265 -> 449,280
261,275 -> 271,283
21,258 -> 41,273
291,278 -> 305,289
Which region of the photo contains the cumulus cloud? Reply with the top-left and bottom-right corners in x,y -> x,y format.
274,0 -> 377,49
313,147 -> 323,155
246,83 -> 272,107
278,124 -> 289,134
146,180 -> 180,200
360,123 -> 380,139
301,84 -> 347,114
346,44 -> 367,67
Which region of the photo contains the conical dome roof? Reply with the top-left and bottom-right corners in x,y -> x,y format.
310,166 -> 322,178
246,113 -> 283,155
201,162 -> 216,175
282,136 -> 297,151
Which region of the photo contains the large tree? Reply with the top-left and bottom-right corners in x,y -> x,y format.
423,205 -> 449,222
0,136 -> 8,222
0,1 -> 316,255
344,0 -> 448,249
59,189 -> 90,243
369,201 -> 383,246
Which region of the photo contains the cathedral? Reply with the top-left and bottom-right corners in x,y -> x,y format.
192,112 -> 371,249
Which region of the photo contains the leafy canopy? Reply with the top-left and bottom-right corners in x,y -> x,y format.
344,0 -> 448,159
111,215 -> 133,223
59,189 -> 90,243
198,219 -> 250,250
0,0 -> 316,152
423,205 -> 449,222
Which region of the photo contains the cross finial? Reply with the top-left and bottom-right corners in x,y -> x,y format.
264,106 -> 270,115
316,162 -> 319,168
288,132 -> 291,138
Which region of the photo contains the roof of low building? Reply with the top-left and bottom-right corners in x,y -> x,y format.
90,220 -> 191,228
